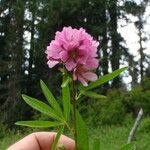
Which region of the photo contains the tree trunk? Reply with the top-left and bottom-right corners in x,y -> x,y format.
108,0 -> 120,88
138,15 -> 144,83
101,2 -> 109,89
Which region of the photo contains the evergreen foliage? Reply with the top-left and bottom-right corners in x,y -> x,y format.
0,0 -> 150,126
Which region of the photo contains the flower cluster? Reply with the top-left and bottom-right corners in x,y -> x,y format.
46,27 -> 99,86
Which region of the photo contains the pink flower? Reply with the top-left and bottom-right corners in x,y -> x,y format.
73,65 -> 98,86
46,27 -> 99,86
46,27 -> 99,69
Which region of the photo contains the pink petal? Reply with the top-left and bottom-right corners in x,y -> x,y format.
47,60 -> 59,68
60,51 -> 69,62
82,72 -> 97,81
86,58 -> 99,69
78,48 -> 87,56
76,55 -> 88,65
65,59 -> 76,71
77,75 -> 88,86
78,44 -> 86,50
46,41 -> 62,59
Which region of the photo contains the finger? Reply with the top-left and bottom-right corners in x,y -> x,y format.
35,132 -> 75,150
57,134 -> 75,150
7,133 -> 41,150
8,132 -> 75,150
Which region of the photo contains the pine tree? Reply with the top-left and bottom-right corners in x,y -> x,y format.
134,0 -> 149,83
108,0 -> 122,88
0,0 -> 28,125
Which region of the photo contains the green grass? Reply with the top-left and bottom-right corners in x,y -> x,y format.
89,125 -> 150,150
0,125 -> 150,150
89,126 -> 129,150
0,132 -> 26,150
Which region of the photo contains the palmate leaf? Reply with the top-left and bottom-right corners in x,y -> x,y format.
15,121 -> 62,128
76,110 -> 89,150
22,94 -> 62,121
52,126 -> 64,150
118,143 -> 134,150
81,67 -> 128,91
62,84 -> 71,121
40,80 -> 63,118
82,91 -> 107,99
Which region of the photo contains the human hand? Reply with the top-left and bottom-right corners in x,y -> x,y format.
8,132 -> 75,150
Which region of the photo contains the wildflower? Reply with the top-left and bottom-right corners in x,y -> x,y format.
46,27 -> 99,69
46,27 -> 99,85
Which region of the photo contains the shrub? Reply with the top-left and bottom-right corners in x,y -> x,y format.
123,79 -> 150,116
0,123 -> 7,139
99,89 -> 126,125
80,89 -> 126,127
139,117 -> 150,133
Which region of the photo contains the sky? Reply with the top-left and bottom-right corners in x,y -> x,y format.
118,5 -> 150,58
118,3 -> 150,87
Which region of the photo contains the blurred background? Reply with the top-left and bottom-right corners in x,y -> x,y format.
0,0 -> 150,149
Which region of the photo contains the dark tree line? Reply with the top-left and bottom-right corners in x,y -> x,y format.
0,0 -> 150,126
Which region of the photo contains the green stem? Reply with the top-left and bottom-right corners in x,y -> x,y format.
76,93 -> 82,100
71,80 -> 78,150
65,122 -> 74,135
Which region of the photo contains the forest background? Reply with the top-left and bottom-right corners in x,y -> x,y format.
0,0 -> 150,149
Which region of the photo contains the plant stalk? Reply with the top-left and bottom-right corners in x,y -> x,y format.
71,80 -> 78,150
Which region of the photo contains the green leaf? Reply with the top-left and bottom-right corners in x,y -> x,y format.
52,126 -> 64,150
92,138 -> 100,150
76,110 -> 89,150
40,80 -> 63,118
118,143 -> 134,150
82,91 -> 107,99
15,121 -> 62,128
62,84 -> 71,121
22,94 -> 62,121
81,67 -> 128,91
